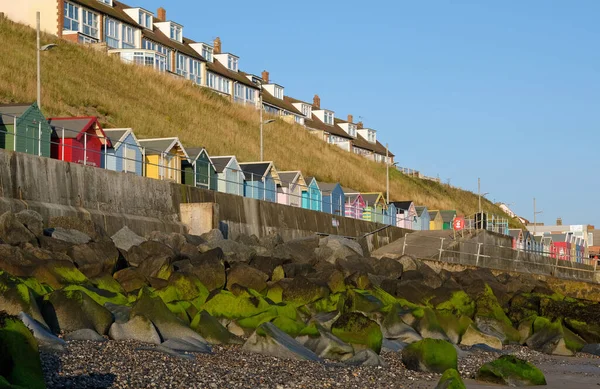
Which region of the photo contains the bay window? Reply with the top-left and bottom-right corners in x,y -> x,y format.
82,9 -> 99,38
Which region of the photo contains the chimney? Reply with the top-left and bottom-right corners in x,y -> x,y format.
157,7 -> 166,22
261,70 -> 269,84
357,121 -> 364,129
557,217 -> 563,226
347,114 -> 353,123
313,94 -> 320,109
213,37 -> 222,54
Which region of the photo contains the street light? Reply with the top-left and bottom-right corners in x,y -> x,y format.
533,197 -> 543,235
385,143 -> 397,204
477,178 -> 490,215
37,12 -> 57,110
260,119 -> 275,161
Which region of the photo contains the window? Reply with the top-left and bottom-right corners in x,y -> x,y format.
227,56 -> 238,71
82,9 -> 99,38
98,0 -> 112,5
63,2 -> 80,31
122,25 -> 135,48
301,104 -> 311,118
245,87 -> 255,102
274,86 -> 283,99
368,130 -> 376,142
170,24 -> 182,41
176,53 -> 188,78
348,124 -> 357,137
324,111 -> 334,125
78,35 -> 97,44
105,18 -> 119,48
189,59 -> 201,85
139,11 -> 152,29
202,45 -> 213,62
294,116 -> 303,124
208,72 -> 230,94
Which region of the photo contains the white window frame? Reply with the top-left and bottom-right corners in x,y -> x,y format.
82,9 -> 99,38
202,45 -> 213,62
122,25 -> 135,49
105,18 -> 120,48
227,56 -> 238,71
98,0 -> 112,5
139,11 -> 152,29
274,86 -> 283,99
170,24 -> 182,41
176,53 -> 189,78
189,58 -> 202,85
63,2 -> 80,31
301,104 -> 311,118
324,111 -> 334,125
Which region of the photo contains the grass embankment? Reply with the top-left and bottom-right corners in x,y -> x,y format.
0,17 -> 520,225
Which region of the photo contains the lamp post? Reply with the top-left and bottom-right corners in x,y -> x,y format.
257,80 -> 275,161
37,11 -> 57,110
385,143 -> 397,204
533,197 -> 543,235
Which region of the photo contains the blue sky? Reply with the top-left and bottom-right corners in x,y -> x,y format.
142,0 -> 599,226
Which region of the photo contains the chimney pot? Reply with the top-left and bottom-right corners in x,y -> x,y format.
347,114 -> 353,123
313,94 -> 320,109
213,37 -> 222,54
357,121 -> 364,129
557,217 -> 563,226
261,70 -> 269,84
157,7 -> 166,22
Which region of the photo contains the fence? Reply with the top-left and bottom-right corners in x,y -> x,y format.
0,111 -> 404,226
399,233 -> 598,279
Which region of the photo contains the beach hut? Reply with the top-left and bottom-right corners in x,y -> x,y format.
318,182 -> 345,216
138,137 -> 188,184
303,177 -> 322,211
386,202 -> 397,226
440,210 -> 457,230
428,210 -> 443,230
240,161 -> 281,202
277,171 -> 307,207
210,156 -> 245,195
390,201 -> 418,229
414,206 -> 430,231
0,103 -> 52,157
102,128 -> 143,176
344,190 -> 365,219
362,192 -> 387,223
182,147 -> 217,190
48,117 -> 110,167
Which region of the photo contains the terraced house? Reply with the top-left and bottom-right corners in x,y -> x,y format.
6,0 -> 396,165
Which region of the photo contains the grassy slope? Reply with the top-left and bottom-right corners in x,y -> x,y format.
0,18 -> 521,226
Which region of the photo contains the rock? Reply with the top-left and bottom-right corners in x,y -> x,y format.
236,233 -> 260,247
581,343 -> 600,356
258,232 -> 284,250
156,272 -> 209,305
473,284 -> 520,344
274,236 -> 319,263
243,322 -> 321,361
401,338 -> 457,374
344,289 -> 384,314
64,328 -> 106,342
382,338 -> 407,352
131,288 -> 210,348
31,260 -> 88,289
47,227 -> 91,245
104,302 -> 132,324
190,310 -> 243,345
126,240 -> 175,273
249,256 -> 288,278
435,368 -> 466,389
525,317 -> 580,356
113,267 -> 148,293
67,241 -> 121,278
161,337 -> 212,353
303,328 -> 354,361
184,234 -> 206,247
226,263 -> 269,292
201,229 -> 224,243
381,305 -> 422,343
394,280 -> 435,305
43,289 -> 113,335
345,349 -> 387,367
476,355 -> 546,386
0,245 -> 37,276
397,255 -> 420,271
415,308 -> 449,341
320,236 -> 364,256
331,312 -> 383,354
111,226 -> 146,252
436,312 -> 472,344
0,211 -> 37,246
108,314 -> 161,344
48,216 -> 108,242
15,210 -> 44,237
209,239 -> 255,263
283,263 -> 316,278
38,235 -> 73,256
371,257 -> 403,278
0,311 -> 46,389
201,291 -> 270,320
460,324 -> 503,350
280,276 -> 329,306
146,231 -> 186,252
18,311 -> 66,352
0,272 -> 48,326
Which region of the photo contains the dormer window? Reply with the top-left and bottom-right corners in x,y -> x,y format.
301,104 -> 312,118
348,124 -> 357,137
324,111 -> 334,125
202,45 -> 213,62
98,0 -> 112,5
138,10 -> 152,29
227,56 -> 238,71
274,86 -> 283,99
170,24 -> 182,41
368,130 -> 376,143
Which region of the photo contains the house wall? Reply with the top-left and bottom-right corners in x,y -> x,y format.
3,0 -> 58,35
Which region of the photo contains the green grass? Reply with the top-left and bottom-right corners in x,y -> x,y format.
0,17 -> 521,225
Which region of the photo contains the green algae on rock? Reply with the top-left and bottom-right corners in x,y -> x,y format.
476,355 -> 546,386
401,338 -> 457,374
331,312 -> 383,354
435,368 -> 466,389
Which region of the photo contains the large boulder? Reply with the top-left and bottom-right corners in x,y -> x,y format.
176,248 -> 226,291
243,322 -> 321,361
0,211 -> 37,246
476,355 -> 546,386
64,328 -> 106,342
207,239 -> 255,263
525,317 -> 583,356
156,272 -> 209,305
126,240 -> 175,268
381,305 -> 422,343
320,236 -> 364,257
273,236 -> 319,263
200,229 -> 224,244
0,245 -> 38,276
345,349 -> 387,367
190,310 -> 243,345
226,263 -> 269,293
46,227 -> 91,245
0,272 -> 47,326
581,343 -> 600,357
15,210 -> 44,238
460,324 -> 503,350
48,216 -> 108,242
111,226 -> 146,252
401,338 -> 457,374
113,267 -> 148,293
31,260 -> 88,289
258,232 -> 284,250
331,312 -> 383,354
303,329 -> 354,361
67,241 -> 121,278
415,308 -> 449,341
371,257 -> 403,279
249,256 -> 288,278
0,311 -> 46,389
279,276 -> 329,306
43,289 -> 113,335
108,314 -> 161,344
473,285 -> 520,344
18,312 -> 66,352
435,368 -> 466,389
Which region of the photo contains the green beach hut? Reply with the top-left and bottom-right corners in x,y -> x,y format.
0,103 -> 52,157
